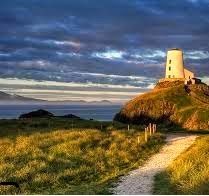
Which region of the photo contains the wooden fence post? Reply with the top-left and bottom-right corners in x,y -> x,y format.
128,124 -> 130,131
101,124 -> 103,130
152,124 -> 155,134
137,136 -> 140,144
144,127 -> 148,142
149,123 -> 152,136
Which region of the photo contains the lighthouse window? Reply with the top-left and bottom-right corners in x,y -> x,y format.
169,66 -> 171,71
169,59 -> 171,64
168,75 -> 171,78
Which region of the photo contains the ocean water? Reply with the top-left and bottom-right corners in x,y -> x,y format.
0,104 -> 122,121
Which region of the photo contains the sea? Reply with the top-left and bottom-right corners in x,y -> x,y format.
0,104 -> 122,121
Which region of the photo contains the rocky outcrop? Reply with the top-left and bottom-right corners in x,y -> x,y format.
58,114 -> 81,119
19,109 -> 54,118
19,109 -> 82,120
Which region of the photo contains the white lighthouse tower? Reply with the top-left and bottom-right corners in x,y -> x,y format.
160,48 -> 195,84
165,48 -> 185,79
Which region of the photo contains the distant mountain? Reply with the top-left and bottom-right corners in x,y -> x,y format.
0,91 -> 113,104
89,100 -> 112,104
0,91 -> 44,102
47,99 -> 113,105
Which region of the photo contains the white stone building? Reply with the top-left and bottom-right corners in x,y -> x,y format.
160,48 -> 196,84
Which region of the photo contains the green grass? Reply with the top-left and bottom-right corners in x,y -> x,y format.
0,118 -> 165,194
153,136 -> 209,195
0,118 -> 146,137
115,82 -> 209,131
0,118 -> 118,138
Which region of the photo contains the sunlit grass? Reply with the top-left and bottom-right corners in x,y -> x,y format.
0,125 -> 165,194
153,136 -> 209,194
115,83 -> 209,130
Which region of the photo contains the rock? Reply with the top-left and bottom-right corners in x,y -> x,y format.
59,114 -> 81,119
19,109 -> 54,118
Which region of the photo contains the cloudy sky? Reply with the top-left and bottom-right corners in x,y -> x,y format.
0,0 -> 209,102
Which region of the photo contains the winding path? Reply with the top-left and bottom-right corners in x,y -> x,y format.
112,134 -> 198,195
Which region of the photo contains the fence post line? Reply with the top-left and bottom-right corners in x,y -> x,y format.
101,124 -> 103,130
128,124 -> 130,131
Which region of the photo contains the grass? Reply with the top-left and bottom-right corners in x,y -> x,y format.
0,118 -> 146,137
153,136 -> 209,195
115,82 -> 209,131
0,118 -> 165,194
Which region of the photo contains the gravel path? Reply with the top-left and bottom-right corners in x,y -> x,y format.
112,134 -> 198,195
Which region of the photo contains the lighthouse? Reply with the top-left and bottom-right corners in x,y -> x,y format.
160,48 -> 195,84
165,48 -> 185,79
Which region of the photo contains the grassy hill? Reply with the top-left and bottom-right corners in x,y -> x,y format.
114,81 -> 209,131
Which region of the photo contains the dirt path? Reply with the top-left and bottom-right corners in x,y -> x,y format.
112,134 -> 198,195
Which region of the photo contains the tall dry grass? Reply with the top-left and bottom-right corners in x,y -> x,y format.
0,129 -> 164,194
154,136 -> 209,194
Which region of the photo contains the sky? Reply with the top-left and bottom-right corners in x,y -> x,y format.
0,0 -> 209,103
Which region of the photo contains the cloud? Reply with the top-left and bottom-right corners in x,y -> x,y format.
0,77 -> 149,102
185,51 -> 209,60
200,76 -> 209,85
0,0 -> 209,102
91,49 -> 126,60
0,53 -> 10,57
0,75 -> 154,89
131,50 -> 166,59
54,40 -> 82,48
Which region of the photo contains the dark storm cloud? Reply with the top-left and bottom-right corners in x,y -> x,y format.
0,0 -> 209,101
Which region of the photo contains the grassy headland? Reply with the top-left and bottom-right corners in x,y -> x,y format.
114,81 -> 209,131
0,118 -> 165,194
153,136 -> 209,194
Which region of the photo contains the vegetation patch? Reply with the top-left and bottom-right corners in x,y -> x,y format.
153,136 -> 209,195
114,81 -> 209,131
0,119 -> 165,194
